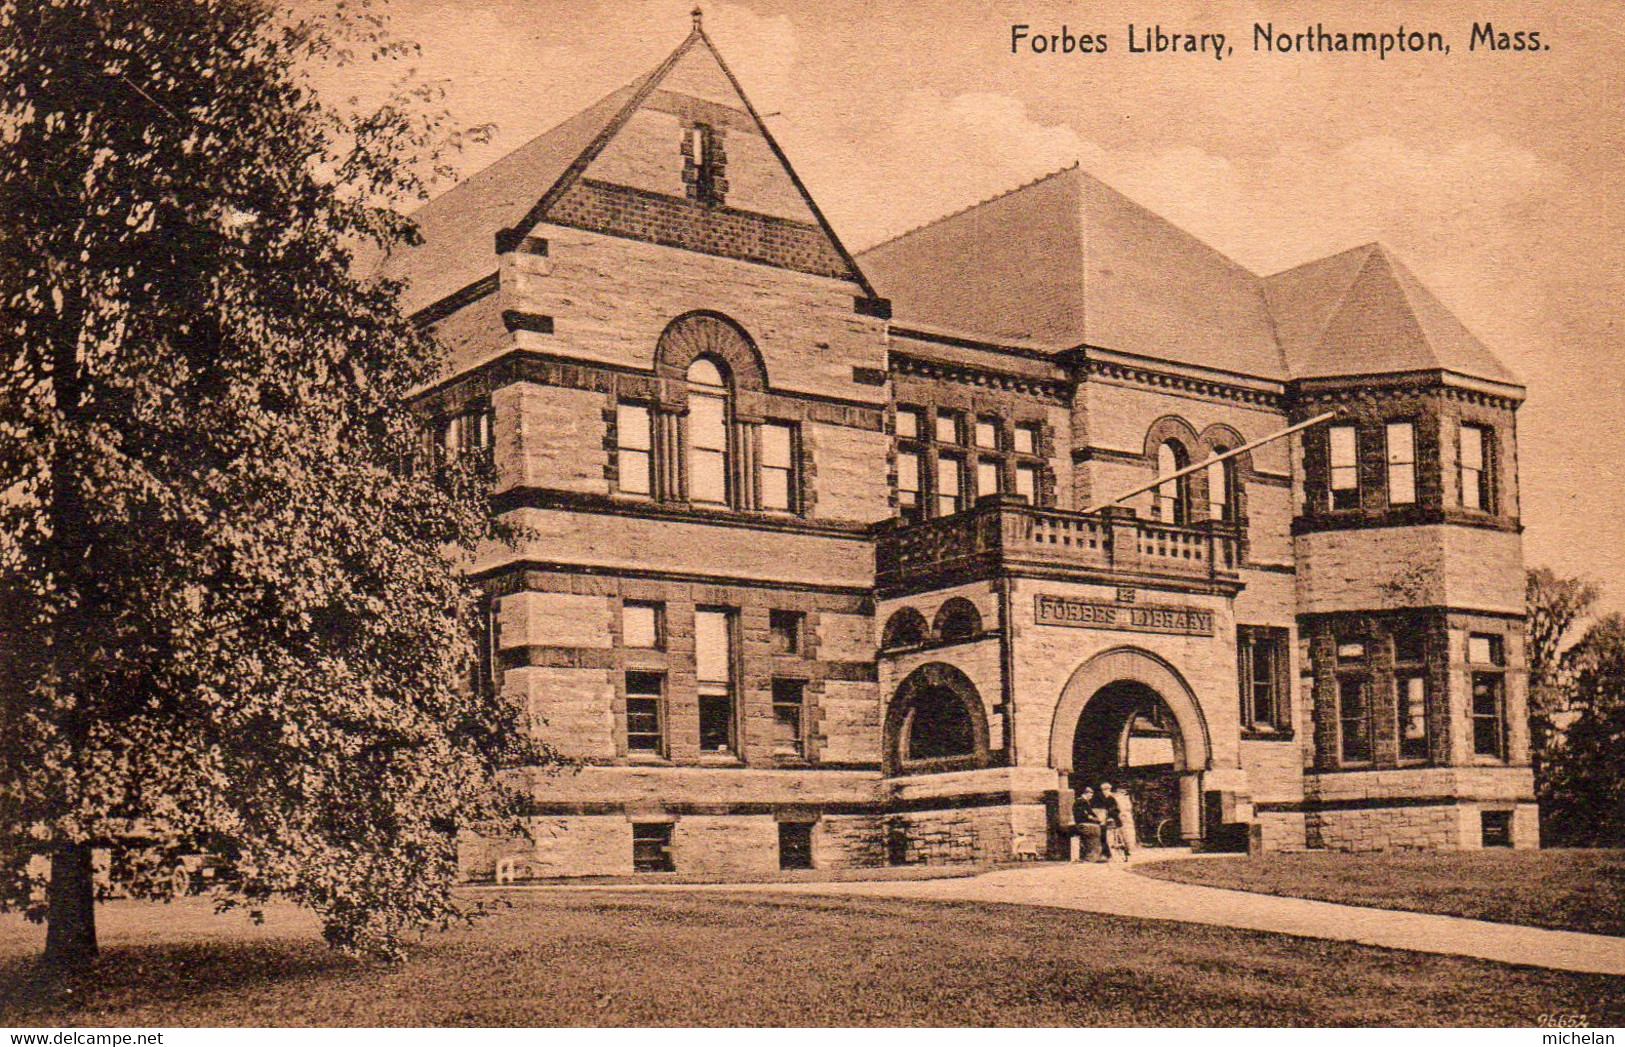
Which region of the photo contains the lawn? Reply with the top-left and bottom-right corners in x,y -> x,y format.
1136,849 -> 1625,937
2,890 -> 1620,1027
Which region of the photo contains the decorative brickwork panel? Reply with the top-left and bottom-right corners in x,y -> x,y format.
550,179 -> 852,280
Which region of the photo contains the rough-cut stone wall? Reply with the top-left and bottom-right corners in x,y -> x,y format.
1295,526 -> 1524,616
672,815 -> 779,875
515,224 -> 886,407
493,383 -> 608,495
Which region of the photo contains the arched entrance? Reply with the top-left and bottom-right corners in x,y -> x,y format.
1051,647 -> 1212,846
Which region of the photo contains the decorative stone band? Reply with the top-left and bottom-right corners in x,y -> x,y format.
518,790 -> 1054,818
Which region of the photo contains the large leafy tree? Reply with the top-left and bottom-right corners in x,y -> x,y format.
1525,567 -> 1599,787
1542,613 -> 1625,847
0,0 -> 526,963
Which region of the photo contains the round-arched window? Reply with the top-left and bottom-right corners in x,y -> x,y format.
903,688 -> 976,761
687,356 -> 730,505
934,598 -> 982,643
882,607 -> 930,650
1157,440 -> 1190,524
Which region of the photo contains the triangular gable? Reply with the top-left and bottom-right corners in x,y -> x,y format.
512,19 -> 874,294
381,17 -> 872,318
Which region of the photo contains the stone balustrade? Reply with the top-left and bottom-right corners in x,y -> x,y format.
876,495 -> 1240,594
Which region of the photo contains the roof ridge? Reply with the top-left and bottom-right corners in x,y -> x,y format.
859,162 -> 1081,255
1302,243 -> 1380,363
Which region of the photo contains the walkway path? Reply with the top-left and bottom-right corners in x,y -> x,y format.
527,856 -> 1625,976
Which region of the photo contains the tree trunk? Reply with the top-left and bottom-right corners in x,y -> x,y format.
44,843 -> 98,965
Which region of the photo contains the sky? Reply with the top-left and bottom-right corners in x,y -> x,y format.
336,0 -> 1625,610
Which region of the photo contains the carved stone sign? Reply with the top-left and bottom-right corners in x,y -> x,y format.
1035,594 -> 1214,637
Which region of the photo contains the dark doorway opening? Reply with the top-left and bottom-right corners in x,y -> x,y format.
1071,680 -> 1185,847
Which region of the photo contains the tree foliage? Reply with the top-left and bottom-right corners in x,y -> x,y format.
1541,613 -> 1625,847
0,0 -> 527,960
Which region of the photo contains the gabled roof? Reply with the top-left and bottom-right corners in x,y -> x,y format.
377,15 -> 872,317
860,168 -> 1519,388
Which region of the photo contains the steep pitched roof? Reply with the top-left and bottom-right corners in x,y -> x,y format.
376,17 -> 872,317
860,168 -> 1519,388
1265,244 -> 1518,384
857,166 -> 1283,378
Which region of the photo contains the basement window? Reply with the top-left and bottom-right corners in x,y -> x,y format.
632,823 -> 674,872
1480,810 -> 1513,848
779,822 -> 814,870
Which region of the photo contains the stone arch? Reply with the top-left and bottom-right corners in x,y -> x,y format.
1198,423 -> 1252,525
881,607 -> 930,650
654,311 -> 768,391
933,597 -> 983,643
1141,414 -> 1201,462
1049,646 -> 1212,775
883,662 -> 993,777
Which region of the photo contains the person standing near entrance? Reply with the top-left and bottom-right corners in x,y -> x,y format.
1100,781 -> 1134,862
1073,787 -> 1107,861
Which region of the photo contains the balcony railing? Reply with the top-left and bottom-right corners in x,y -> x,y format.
876,496 -> 1240,593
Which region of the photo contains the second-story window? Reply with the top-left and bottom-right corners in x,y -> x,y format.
936,455 -> 962,516
1208,452 -> 1236,522
1461,423 -> 1493,512
898,449 -> 922,521
1328,425 -> 1359,510
616,403 -> 653,498
1238,626 -> 1290,734
760,422 -> 798,512
440,405 -> 493,458
687,358 -> 730,505
1386,422 -> 1416,506
1156,441 -> 1190,524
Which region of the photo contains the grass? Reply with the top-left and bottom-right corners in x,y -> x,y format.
2,890 -> 1621,1027
1136,848 -> 1625,937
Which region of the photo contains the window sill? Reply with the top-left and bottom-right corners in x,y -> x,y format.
697,752 -> 745,768
1240,729 -> 1295,742
625,753 -> 672,766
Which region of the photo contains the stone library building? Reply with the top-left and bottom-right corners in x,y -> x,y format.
383,14 -> 1536,878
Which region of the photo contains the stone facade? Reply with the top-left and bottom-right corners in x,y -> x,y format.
402,17 -> 1536,880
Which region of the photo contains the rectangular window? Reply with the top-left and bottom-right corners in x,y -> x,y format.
632,823 -> 674,873
896,407 -> 921,440
1470,632 -> 1506,760
935,455 -> 962,516
688,394 -> 728,504
975,417 -> 999,450
779,822 -> 814,870
1013,423 -> 1039,455
1461,424 -> 1492,512
1338,676 -> 1371,763
760,422 -> 797,512
1385,422 -> 1416,506
616,403 -> 653,497
695,609 -> 734,753
1480,810 -> 1513,848
975,458 -> 1000,501
1238,627 -> 1290,733
1329,425 -> 1359,510
1393,622 -> 1429,763
625,671 -> 663,754
769,609 -> 802,655
1397,674 -> 1429,762
771,678 -> 805,757
622,602 -> 661,649
935,411 -> 960,445
1015,463 -> 1038,504
898,450 -> 922,519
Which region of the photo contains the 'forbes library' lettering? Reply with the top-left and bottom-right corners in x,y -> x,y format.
1036,595 -> 1214,637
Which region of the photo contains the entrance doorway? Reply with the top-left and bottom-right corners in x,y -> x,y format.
1071,681 -> 1183,847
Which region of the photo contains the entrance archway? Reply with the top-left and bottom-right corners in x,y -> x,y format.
1051,647 -> 1212,845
